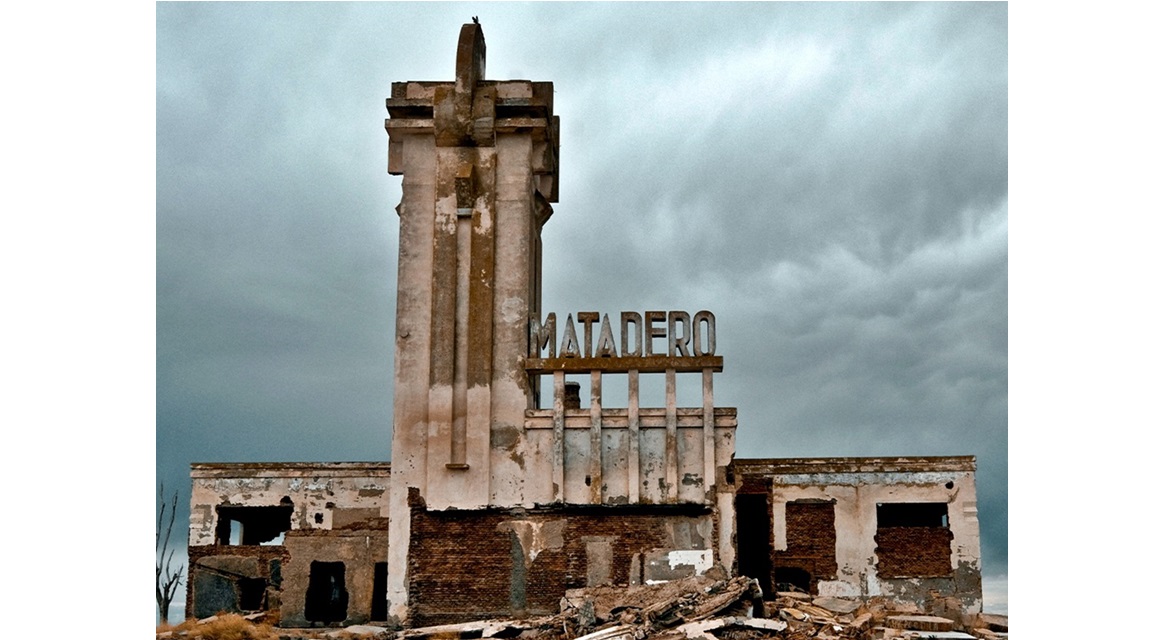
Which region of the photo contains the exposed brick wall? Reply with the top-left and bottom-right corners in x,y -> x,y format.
874,527 -> 953,578
559,510 -> 685,588
407,505 -> 715,626
407,509 -> 516,624
773,501 -> 836,583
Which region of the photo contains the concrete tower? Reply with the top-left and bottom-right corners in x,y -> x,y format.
385,23 -> 736,625
383,23 -> 560,618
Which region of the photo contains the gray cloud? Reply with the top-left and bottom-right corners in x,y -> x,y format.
158,2 -> 1007,583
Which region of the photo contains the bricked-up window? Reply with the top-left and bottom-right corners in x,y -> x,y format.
773,500 -> 836,592
215,504 -> 293,545
874,502 -> 954,578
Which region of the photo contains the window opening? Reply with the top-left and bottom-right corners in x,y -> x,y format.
237,577 -> 267,611
215,505 -> 293,545
876,502 -> 948,528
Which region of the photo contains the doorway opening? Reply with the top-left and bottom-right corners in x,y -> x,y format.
735,493 -> 773,598
304,561 -> 348,624
371,562 -> 388,621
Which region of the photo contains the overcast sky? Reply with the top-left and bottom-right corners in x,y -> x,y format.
156,0 -> 1007,603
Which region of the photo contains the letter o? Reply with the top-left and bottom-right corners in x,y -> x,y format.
692,311 -> 716,356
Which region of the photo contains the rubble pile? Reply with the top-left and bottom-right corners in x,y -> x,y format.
392,576 -> 1007,640
158,577 -> 1007,640
549,576 -> 1006,640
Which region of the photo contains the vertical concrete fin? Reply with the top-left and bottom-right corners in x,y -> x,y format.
628,369 -> 641,503
703,368 -> 716,490
665,368 -> 678,503
590,370 -> 603,504
552,371 -> 565,503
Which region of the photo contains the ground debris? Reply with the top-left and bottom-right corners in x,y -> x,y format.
159,577 -> 1006,640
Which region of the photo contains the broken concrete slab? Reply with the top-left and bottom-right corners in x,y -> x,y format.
326,625 -> 391,638
398,619 -> 532,640
674,616 -> 788,640
848,612 -> 873,632
812,596 -> 860,615
886,615 -> 955,632
781,607 -> 811,621
795,602 -> 837,622
974,613 -> 1007,632
564,575 -> 755,628
736,618 -> 788,632
573,625 -> 637,640
900,632 -> 977,639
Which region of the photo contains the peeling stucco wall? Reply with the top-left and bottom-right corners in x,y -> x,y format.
279,528 -> 390,627
186,463 -> 391,621
734,457 -> 982,616
189,463 -> 391,546
381,25 -> 740,623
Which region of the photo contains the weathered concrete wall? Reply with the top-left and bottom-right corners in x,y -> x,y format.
382,25 -> 740,623
734,457 -> 982,617
189,463 -> 391,546
405,503 -> 722,626
279,528 -> 390,627
384,23 -> 563,621
186,463 -> 390,621
522,408 -> 737,506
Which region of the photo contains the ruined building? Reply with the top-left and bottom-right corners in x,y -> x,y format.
186,24 -> 983,628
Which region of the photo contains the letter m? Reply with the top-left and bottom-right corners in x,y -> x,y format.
529,312 -> 557,358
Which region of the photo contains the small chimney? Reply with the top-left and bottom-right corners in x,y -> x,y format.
563,382 -> 582,410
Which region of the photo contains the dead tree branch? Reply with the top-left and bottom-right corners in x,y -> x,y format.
156,483 -> 185,626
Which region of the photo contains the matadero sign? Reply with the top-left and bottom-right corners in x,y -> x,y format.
525,311 -> 722,373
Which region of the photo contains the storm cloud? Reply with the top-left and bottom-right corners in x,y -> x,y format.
157,1 -> 1007,603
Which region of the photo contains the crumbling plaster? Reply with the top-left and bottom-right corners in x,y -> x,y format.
279,529 -> 390,627
189,463 -> 391,547
737,457 -> 981,615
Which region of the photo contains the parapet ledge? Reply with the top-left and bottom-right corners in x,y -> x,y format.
387,80 -> 554,118
733,455 -> 976,475
190,461 -> 391,479
524,406 -> 737,430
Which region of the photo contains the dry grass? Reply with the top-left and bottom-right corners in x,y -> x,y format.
157,613 -> 279,640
